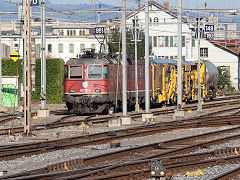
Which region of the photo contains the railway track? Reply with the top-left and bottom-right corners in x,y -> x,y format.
2,126 -> 240,179
0,95 -> 239,136
1,97 -> 240,137
210,166 -> 240,180
2,147 -> 240,179
1,115 -> 240,161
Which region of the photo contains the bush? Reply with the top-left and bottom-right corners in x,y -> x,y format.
2,58 -> 65,104
217,66 -> 233,91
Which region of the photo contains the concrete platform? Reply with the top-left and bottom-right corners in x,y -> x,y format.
142,113 -> 154,123
37,109 -> 50,118
121,116 -> 132,125
108,118 -> 121,127
173,110 -> 185,119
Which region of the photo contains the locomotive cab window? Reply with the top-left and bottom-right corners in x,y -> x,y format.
103,65 -> 108,79
88,65 -> 102,79
69,65 -> 83,79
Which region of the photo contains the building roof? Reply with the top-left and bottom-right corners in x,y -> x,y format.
127,0 -> 189,24
209,39 -> 240,56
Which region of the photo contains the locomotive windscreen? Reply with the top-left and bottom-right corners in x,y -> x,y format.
88,65 -> 102,79
70,65 -> 83,79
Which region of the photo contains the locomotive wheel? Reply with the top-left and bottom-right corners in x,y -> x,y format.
66,102 -> 73,111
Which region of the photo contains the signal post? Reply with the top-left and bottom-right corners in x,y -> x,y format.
23,0 -> 32,135
37,0 -> 50,118
142,0 -> 154,123
120,0 -> 131,125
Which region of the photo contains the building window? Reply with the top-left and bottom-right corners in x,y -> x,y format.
149,18 -> 152,23
170,36 -> 173,47
73,30 -> 76,36
154,17 -> 159,23
82,30 -> 85,36
200,48 -> 208,57
80,44 -> 85,53
58,44 -> 63,53
58,30 -> 64,36
173,36 -> 177,47
79,30 -> 82,36
149,36 -> 152,46
165,36 -> 169,47
192,36 -> 195,47
182,36 -> 185,47
165,56 -> 169,59
69,44 -> 74,53
91,44 -> 96,52
158,56 -> 165,59
170,36 -> 178,47
67,30 -> 69,36
48,44 -> 52,53
153,36 -> 157,47
170,56 -> 173,59
158,36 -> 165,47
182,56 -> 185,60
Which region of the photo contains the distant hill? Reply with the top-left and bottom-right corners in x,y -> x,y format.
0,0 -> 118,23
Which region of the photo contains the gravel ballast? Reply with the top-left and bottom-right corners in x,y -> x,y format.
0,126 -> 238,175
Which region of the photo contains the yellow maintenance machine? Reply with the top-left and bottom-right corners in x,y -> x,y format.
151,59 -> 218,105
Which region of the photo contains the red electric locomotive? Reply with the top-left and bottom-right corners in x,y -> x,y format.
64,51 -> 152,114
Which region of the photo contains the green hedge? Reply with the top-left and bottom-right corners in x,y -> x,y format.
2,58 -> 23,82
2,58 -> 65,104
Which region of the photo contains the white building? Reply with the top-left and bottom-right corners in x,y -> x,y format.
207,17 -> 238,40
1,22 -> 108,62
192,39 -> 240,89
126,1 -> 195,60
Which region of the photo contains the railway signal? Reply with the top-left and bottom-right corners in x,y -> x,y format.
10,51 -> 20,62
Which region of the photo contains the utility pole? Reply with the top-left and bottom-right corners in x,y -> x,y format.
132,15 -> 139,112
0,8 -> 2,107
37,0 -> 49,118
98,3 -> 101,24
121,0 -> 127,116
41,0 -> 46,110
23,0 -> 31,135
197,15 -> 202,111
176,0 -> 182,111
145,0 -> 150,113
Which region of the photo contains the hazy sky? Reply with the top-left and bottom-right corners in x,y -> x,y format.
48,0 -> 239,9
7,0 -> 240,9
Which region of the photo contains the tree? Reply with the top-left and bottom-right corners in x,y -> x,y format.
217,66 -> 232,90
108,26 -> 152,58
